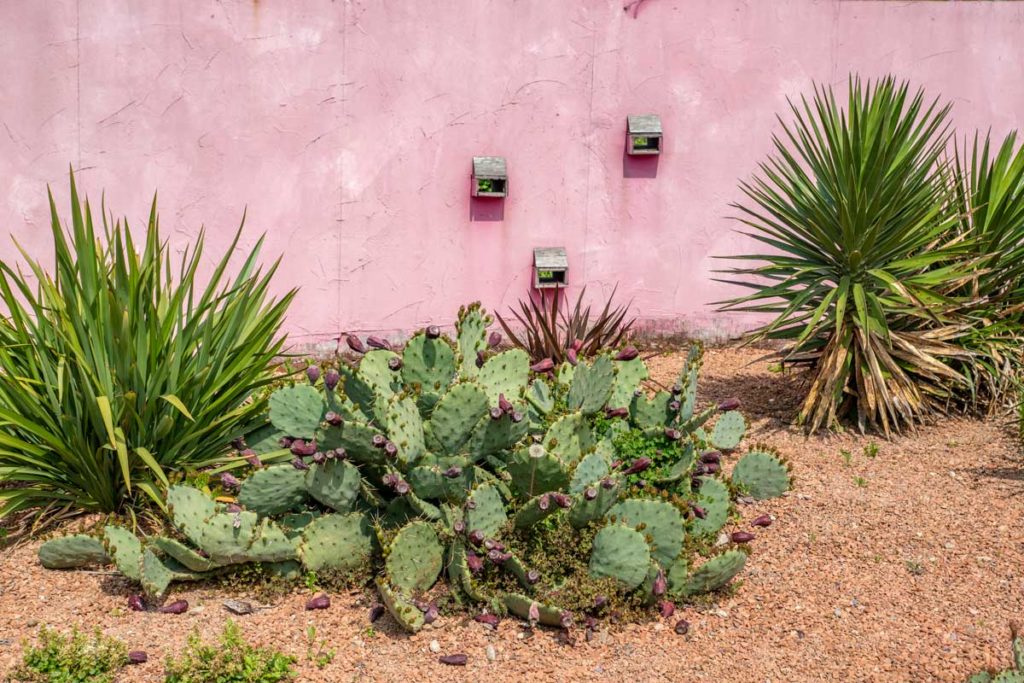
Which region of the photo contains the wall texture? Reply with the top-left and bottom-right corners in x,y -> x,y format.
2,1 -> 1023,347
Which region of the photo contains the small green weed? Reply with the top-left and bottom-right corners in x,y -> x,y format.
863,442 -> 879,458
305,626 -> 335,670
905,559 -> 925,576
164,620 -> 296,683
854,476 -> 868,488
12,626 -> 128,683
840,450 -> 852,467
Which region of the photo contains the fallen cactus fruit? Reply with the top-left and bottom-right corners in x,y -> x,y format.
220,472 -> 240,490
731,531 -> 755,543
659,601 -> 675,619
388,357 -> 403,371
306,366 -> 321,384
366,335 -> 390,350
128,651 -> 148,665
426,325 -> 441,339
439,654 -> 468,666
424,604 -> 439,624
559,611 -> 574,629
751,514 -> 773,527
488,331 -> 502,348
530,358 -> 555,373
674,619 -> 690,635
718,397 -> 741,411
474,613 -> 500,628
614,346 -> 639,361
158,600 -> 188,614
703,462 -> 721,475
346,335 -> 366,353
324,368 -> 340,391
593,595 -> 608,609
306,595 -> 330,610
128,595 -> 145,612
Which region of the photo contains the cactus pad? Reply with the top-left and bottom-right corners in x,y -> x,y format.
507,445 -> 570,498
568,448 -> 613,493
166,485 -> 217,547
427,383 -> 489,455
677,342 -> 703,421
401,333 -> 455,395
731,450 -> 791,499
102,526 -> 143,581
543,412 -> 593,466
386,396 -> 427,465
385,521 -> 444,594
376,577 -> 425,632
246,520 -> 297,563
200,510 -> 260,565
38,535 -> 109,569
456,303 -> 490,379
465,483 -> 507,538
151,537 -> 221,573
238,464 -> 308,517
607,499 -> 685,567
298,512 -> 375,573
710,411 -> 746,450
305,459 -> 362,512
502,593 -> 566,627
568,478 -> 622,528
682,550 -> 747,596
589,524 -> 651,590
690,476 -> 731,538
140,548 -> 208,600
357,350 -> 401,399
244,423 -> 289,456
630,391 -> 673,430
567,355 -> 615,415
526,378 -> 554,415
609,357 -> 648,409
268,384 -> 324,439
478,349 -> 530,404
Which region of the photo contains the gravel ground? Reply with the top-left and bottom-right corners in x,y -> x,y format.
1,346 -> 1022,682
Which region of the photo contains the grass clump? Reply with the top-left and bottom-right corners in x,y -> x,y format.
11,626 -> 128,683
163,620 -> 295,683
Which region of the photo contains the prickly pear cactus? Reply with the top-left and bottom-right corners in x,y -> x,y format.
38,309 -> 790,632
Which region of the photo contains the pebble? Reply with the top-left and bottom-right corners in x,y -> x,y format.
712,608 -> 729,618
486,644 -> 496,661
223,599 -> 254,615
429,639 -> 441,653
715,532 -> 730,547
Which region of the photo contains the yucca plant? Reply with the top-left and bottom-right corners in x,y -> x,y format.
495,285 -> 634,364
0,172 -> 294,531
717,75 -> 981,435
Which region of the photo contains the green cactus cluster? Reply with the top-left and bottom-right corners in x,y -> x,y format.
967,623 -> 1024,683
37,303 -> 791,632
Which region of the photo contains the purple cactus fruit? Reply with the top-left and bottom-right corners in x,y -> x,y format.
674,619 -> 690,635
703,462 -> 721,475
381,473 -> 397,488
453,520 -> 465,534
369,605 -> 385,622
584,487 -> 598,501
241,449 -> 262,468
325,411 -> 343,426
291,439 -> 317,456
128,651 -> 148,664
623,457 -> 652,475
346,334 -> 366,354
671,382 -> 683,395
664,428 -> 682,441
488,331 -> 502,348
571,338 -> 583,352
372,434 -> 386,448
388,357 -> 403,371
526,569 -> 540,585
476,350 -> 486,368
465,500 -> 477,510
383,441 -> 398,459
307,366 -> 321,384
468,529 -> 485,546
291,457 -> 310,471
614,346 -> 639,361
731,531 -> 755,544
528,602 -> 540,623
366,335 -> 390,350
560,611 -> 574,629
306,595 -> 330,610
652,570 -> 667,596
700,450 -> 722,464
690,476 -> 703,491
668,400 -> 681,412
487,548 -> 503,564
483,538 -> 497,551
324,368 -> 340,391
530,358 -> 555,373
128,594 -> 145,612
604,406 -> 628,419
279,436 -> 294,448
692,463 -> 706,477
601,477 -> 616,490
511,411 -> 524,423
566,348 -> 579,366
475,612 -> 500,628
537,493 -> 551,511
424,604 -> 439,624
220,472 -> 240,490
439,654 -> 468,666
443,465 -> 463,478
426,325 -> 442,339
751,514 -> 773,528
158,600 -> 189,614
226,503 -> 242,513
395,480 -> 410,495
718,397 -> 741,412
231,437 -> 247,450
489,407 -> 503,421
692,505 -> 707,520
498,393 -> 514,414
312,451 -> 326,464
659,601 -> 675,619
466,552 -> 484,573
593,595 -> 608,609
552,492 -> 572,508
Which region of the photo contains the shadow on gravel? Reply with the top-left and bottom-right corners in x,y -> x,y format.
968,463 -> 1024,496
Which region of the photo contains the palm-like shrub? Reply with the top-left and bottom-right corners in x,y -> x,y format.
718,76 -> 979,435
0,173 -> 294,529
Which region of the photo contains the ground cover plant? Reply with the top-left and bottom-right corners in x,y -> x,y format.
36,303 -> 789,633
10,626 -> 129,683
0,173 -> 294,532
163,620 -> 296,683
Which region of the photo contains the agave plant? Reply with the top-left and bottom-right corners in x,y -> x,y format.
0,172 -> 294,531
495,286 -> 634,365
717,75 -> 980,435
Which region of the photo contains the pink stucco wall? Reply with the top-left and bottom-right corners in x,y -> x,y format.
2,1 -> 1024,348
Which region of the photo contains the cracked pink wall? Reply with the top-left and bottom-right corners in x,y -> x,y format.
2,1 -> 1023,347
